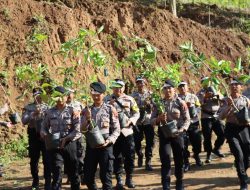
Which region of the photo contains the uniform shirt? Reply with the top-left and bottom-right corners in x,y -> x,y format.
243,87 -> 250,99
81,103 -> 120,144
178,92 -> 200,124
67,100 -> 83,112
131,90 -> 152,125
151,95 -> 191,131
197,89 -> 222,119
41,105 -> 81,141
22,102 -> 49,131
219,95 -> 250,125
105,93 -> 140,135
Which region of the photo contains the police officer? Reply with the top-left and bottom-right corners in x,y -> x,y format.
22,88 -> 51,190
82,82 -> 120,190
219,80 -> 250,190
66,89 -> 86,185
131,76 -> 155,171
41,86 -> 81,190
105,79 -> 140,189
178,81 -> 203,172
197,77 -> 225,163
151,80 -> 190,190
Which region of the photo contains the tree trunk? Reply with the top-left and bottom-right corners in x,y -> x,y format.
169,0 -> 177,17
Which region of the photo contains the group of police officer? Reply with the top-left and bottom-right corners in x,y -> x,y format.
21,76 -> 250,190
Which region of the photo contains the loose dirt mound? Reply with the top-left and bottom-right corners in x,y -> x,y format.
0,0 -> 249,141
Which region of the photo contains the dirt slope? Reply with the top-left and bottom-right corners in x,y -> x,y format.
0,0 -> 250,141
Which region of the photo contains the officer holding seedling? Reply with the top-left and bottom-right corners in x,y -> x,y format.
66,88 -> 86,185
197,77 -> 225,163
219,79 -> 250,190
177,81 -> 203,172
81,82 -> 120,190
41,86 -> 81,190
105,79 -> 140,189
131,76 -> 155,171
22,88 -> 51,190
151,79 -> 190,190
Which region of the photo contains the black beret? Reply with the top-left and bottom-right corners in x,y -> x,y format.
163,79 -> 175,88
54,86 -> 67,94
90,82 -> 106,94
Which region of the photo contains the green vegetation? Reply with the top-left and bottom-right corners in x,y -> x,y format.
0,135 -> 28,165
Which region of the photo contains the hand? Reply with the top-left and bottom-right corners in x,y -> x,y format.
126,119 -> 132,127
40,132 -> 47,140
109,99 -> 116,106
32,109 -> 41,117
97,139 -> 111,148
158,113 -> 167,124
86,108 -> 91,120
186,102 -> 191,107
178,128 -> 185,133
73,111 -> 80,119
60,137 -> 68,149
227,97 -> 233,106
6,122 -> 12,128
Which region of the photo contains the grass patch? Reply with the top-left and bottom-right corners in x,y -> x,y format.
0,135 -> 28,165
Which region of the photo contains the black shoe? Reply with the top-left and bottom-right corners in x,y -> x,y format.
205,153 -> 211,164
212,149 -> 225,158
176,180 -> 184,190
138,156 -> 143,168
145,164 -> 153,171
240,183 -> 248,190
116,175 -> 123,190
32,179 -> 39,190
194,154 -> 203,166
125,175 -> 135,188
183,163 -> 190,172
80,174 -> 86,185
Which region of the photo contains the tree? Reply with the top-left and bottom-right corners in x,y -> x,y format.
169,0 -> 177,17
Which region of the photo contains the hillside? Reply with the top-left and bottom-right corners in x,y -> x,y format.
0,0 -> 250,141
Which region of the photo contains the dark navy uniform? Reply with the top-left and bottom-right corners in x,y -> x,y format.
22,102 -> 51,190
178,92 -> 203,169
41,104 -> 81,190
219,94 -> 250,190
131,89 -> 155,170
152,94 -> 190,190
197,87 -> 225,162
105,92 -> 140,189
82,102 -> 120,190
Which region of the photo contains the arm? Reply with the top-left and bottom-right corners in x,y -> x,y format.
21,108 -> 32,125
67,113 -> 81,141
81,108 -> 90,132
180,101 -> 191,131
40,111 -> 50,137
108,106 -> 120,144
218,98 -> 233,121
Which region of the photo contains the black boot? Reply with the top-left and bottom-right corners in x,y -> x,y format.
193,154 -> 203,166
80,174 -> 86,185
44,178 -> 51,190
162,177 -> 170,190
116,174 -> 123,190
32,178 -> 39,190
183,162 -> 190,173
176,179 -> 184,190
125,174 -> 135,188
212,149 -> 225,158
145,159 -> 153,171
205,152 -> 211,164
138,155 -> 143,168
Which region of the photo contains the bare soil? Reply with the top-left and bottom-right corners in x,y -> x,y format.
0,136 -> 250,190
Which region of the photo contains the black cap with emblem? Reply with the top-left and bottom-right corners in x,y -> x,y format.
90,82 -> 106,94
